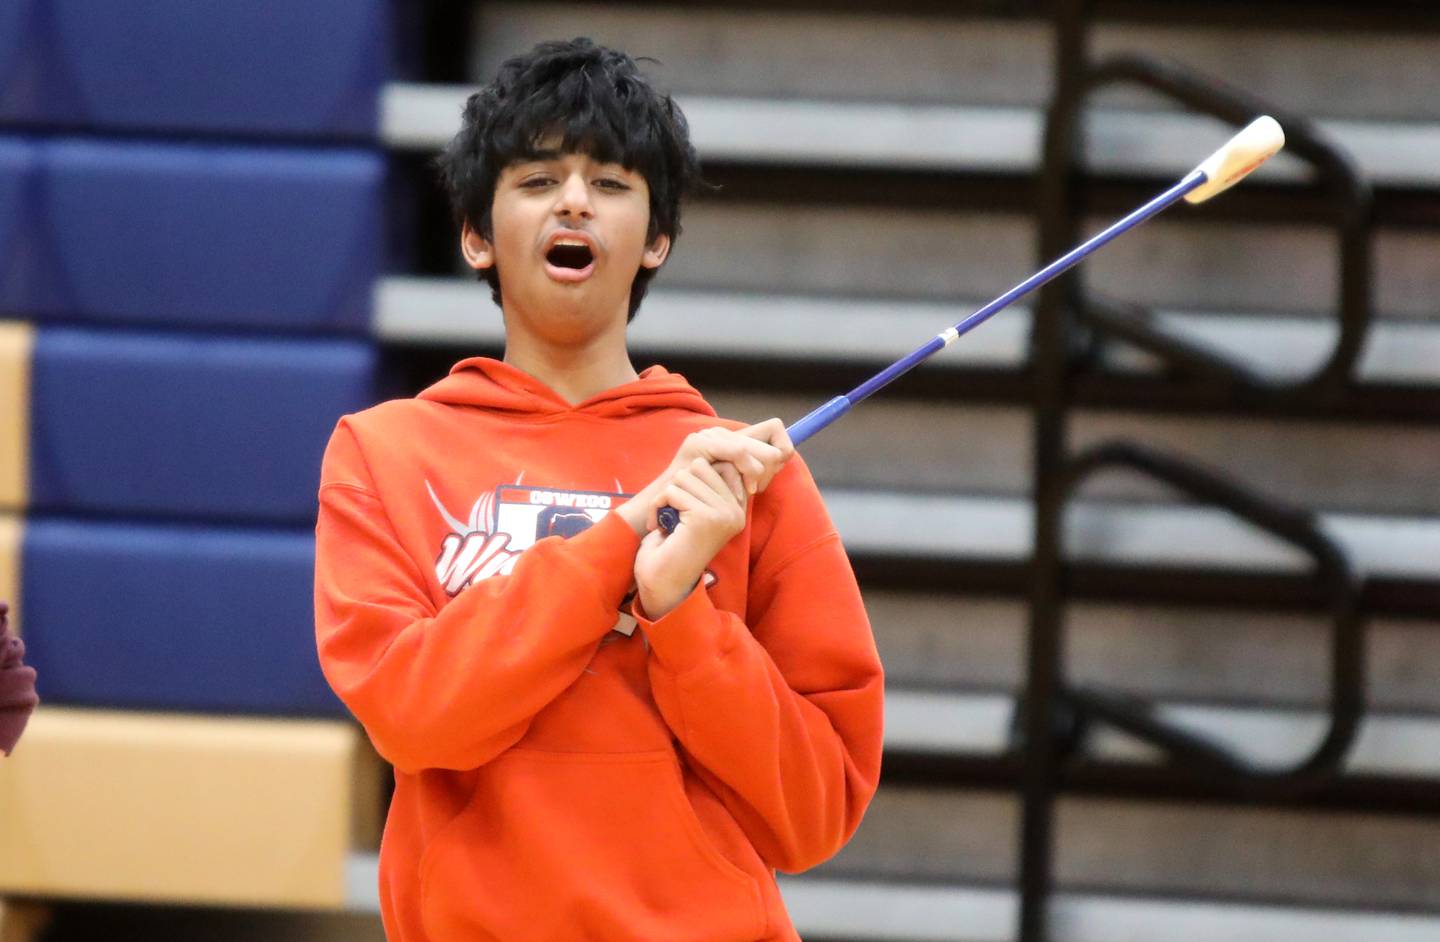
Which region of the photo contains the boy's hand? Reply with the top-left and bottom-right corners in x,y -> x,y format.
617,419 -> 795,620
633,457 -> 746,618
614,419 -> 794,537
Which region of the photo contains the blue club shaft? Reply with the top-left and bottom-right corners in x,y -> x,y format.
787,169 -> 1206,444
657,169 -> 1207,533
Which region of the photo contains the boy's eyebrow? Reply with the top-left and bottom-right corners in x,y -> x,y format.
515,148 -> 628,170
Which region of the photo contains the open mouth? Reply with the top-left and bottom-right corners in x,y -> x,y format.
545,241 -> 595,271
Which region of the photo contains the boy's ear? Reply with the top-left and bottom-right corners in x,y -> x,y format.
461,220 -> 495,270
641,232 -> 671,270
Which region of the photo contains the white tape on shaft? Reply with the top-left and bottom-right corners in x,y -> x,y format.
1184,115 -> 1286,204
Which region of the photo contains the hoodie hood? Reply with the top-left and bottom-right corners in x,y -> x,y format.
417,357 -> 715,421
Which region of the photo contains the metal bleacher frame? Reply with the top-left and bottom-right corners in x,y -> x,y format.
1018,0 -> 1383,939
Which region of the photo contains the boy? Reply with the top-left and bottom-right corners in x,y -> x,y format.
314,38 -> 884,941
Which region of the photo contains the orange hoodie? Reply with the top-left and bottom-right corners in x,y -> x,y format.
314,358 -> 884,941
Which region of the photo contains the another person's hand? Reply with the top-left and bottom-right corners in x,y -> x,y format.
0,600 -> 39,757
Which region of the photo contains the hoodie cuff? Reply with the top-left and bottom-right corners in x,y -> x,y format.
632,583 -> 730,675
565,511 -> 643,611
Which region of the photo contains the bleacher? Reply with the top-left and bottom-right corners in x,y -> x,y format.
3,1 -> 1439,940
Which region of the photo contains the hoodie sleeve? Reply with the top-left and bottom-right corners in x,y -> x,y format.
633,457 -> 885,874
314,418 -> 640,775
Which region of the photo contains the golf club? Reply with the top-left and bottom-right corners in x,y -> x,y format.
657,115 -> 1286,534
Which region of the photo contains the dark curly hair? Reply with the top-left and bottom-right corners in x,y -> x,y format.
434,38 -> 704,322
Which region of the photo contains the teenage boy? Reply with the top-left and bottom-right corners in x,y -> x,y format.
314,38 -> 884,941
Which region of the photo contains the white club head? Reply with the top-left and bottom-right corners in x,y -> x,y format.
1183,115 -> 1285,204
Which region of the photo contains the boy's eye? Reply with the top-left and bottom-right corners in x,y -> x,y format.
517,176 -> 627,190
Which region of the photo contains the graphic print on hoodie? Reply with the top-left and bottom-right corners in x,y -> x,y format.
314,357 -> 884,942
430,477 -> 719,639
429,478 -> 619,589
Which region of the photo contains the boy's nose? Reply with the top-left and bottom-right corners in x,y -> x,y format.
554,174 -> 594,219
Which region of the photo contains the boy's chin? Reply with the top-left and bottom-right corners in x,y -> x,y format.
508,284 -> 629,329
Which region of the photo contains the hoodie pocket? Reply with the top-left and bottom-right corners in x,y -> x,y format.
418,748 -> 767,942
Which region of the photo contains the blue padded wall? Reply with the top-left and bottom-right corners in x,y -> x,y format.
29,329 -> 378,524
0,137 -> 40,312
21,518 -> 344,717
0,2 -> 34,121
25,139 -> 384,332
3,2 -> 393,725
0,0 -> 389,140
